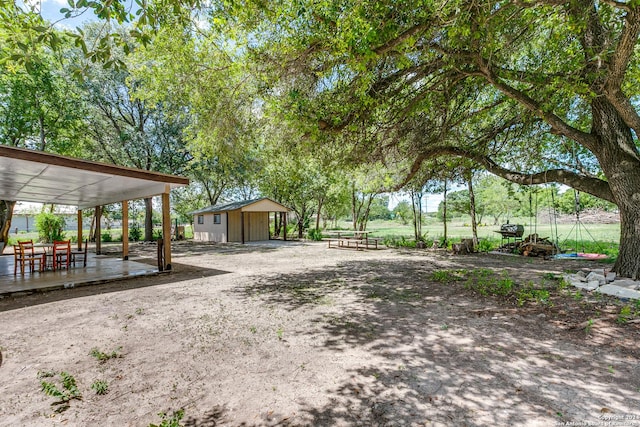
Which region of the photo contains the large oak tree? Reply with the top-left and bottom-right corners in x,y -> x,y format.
233,0 -> 640,278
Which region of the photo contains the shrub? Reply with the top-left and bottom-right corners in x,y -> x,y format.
35,212 -> 66,243
382,235 -> 417,248
129,222 -> 142,242
477,239 -> 495,252
101,232 -> 113,242
307,228 -> 323,241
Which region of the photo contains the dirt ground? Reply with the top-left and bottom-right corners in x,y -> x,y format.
0,240 -> 638,427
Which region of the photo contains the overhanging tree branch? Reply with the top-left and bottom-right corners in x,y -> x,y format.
403,146 -> 615,203
478,58 -> 600,151
372,24 -> 429,57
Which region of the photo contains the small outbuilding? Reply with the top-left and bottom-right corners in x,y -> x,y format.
191,198 -> 290,243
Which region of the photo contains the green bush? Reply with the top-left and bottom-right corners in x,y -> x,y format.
382,235 -> 418,248
307,228 -> 323,241
129,222 -> 142,242
477,239 -> 496,252
35,212 -> 66,243
102,232 -> 113,242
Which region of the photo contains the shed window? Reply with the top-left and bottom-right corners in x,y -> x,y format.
197,215 -> 204,224
213,213 -> 221,224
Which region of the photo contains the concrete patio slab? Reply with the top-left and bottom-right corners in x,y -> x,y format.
0,253 -> 160,297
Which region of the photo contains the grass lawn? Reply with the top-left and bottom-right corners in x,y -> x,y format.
336,217 -> 620,242
331,217 -> 620,256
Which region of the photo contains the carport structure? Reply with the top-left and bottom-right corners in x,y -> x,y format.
0,145 -> 189,271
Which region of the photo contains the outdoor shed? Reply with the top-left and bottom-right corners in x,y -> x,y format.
191,198 -> 289,243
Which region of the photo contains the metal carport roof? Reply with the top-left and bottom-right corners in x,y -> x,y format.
0,145 -> 189,209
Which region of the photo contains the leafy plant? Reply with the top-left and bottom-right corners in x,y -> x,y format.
91,380 -> 109,395
149,409 -> 185,427
431,269 -> 462,283
617,306 -> 633,324
585,319 -> 594,334
102,231 -> 113,242
307,228 -> 323,241
90,347 -> 122,363
476,239 -> 495,252
129,222 -> 142,242
555,278 -> 569,291
516,282 -> 551,306
465,269 -> 514,296
39,371 -> 82,411
35,212 -> 66,243
382,235 -> 419,248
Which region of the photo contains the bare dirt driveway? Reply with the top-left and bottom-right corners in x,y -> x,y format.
0,240 -> 638,426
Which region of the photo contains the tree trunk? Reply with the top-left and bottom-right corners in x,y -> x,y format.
590,98 -> 640,279
316,197 -> 324,230
442,179 -> 448,246
416,193 -> 423,238
615,204 -> 640,280
359,195 -> 374,231
351,185 -> 359,231
468,174 -> 478,248
144,197 -> 153,241
274,212 -> 281,237
410,190 -> 423,241
0,201 -> 16,254
411,192 -> 418,241
297,204 -> 308,239
89,211 -> 96,242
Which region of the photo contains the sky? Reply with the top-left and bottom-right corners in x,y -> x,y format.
23,0 -> 103,29
388,193 -> 443,213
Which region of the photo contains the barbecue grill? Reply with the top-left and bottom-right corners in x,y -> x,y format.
495,224 -> 524,251
496,224 -> 524,238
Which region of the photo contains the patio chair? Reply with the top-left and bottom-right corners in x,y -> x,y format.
14,240 -> 43,274
13,244 -> 25,275
71,239 -> 88,268
52,240 -> 71,271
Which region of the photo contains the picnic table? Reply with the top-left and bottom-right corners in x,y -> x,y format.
326,231 -> 381,250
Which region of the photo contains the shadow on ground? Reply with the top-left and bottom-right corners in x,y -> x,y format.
0,261 -> 229,312
233,256 -> 640,426
100,239 -> 302,259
